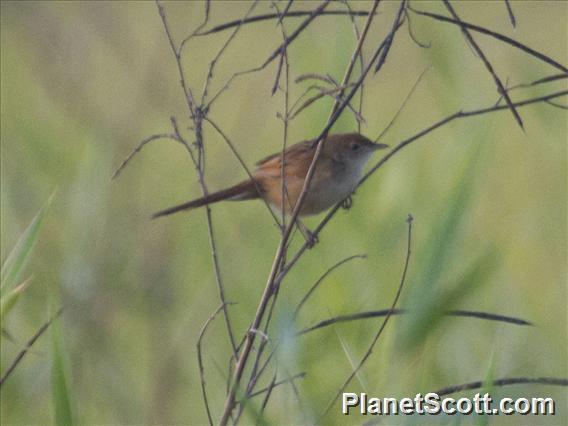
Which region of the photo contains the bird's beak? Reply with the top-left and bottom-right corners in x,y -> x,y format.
371,142 -> 389,151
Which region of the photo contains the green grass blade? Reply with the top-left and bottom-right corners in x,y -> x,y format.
0,276 -> 32,324
335,328 -> 369,392
1,193 -> 54,293
51,309 -> 74,426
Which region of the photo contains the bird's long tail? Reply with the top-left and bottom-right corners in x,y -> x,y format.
152,180 -> 259,219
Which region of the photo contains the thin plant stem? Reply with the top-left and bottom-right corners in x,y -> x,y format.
0,308 -> 63,387
319,214 -> 414,421
442,0 -> 524,130
196,304 -> 227,426
156,0 -> 239,358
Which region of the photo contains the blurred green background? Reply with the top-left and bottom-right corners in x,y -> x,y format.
1,1 -> 566,424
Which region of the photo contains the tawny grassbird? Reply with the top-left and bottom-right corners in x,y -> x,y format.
153,133 -> 387,219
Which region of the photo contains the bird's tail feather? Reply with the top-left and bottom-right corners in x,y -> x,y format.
152,180 -> 259,219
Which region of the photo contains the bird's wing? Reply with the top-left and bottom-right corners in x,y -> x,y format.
255,139 -> 314,166
255,140 -> 316,179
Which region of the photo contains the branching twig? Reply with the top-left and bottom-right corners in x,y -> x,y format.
241,9 -> 292,410
409,5 -> 568,73
545,99 -> 568,110
207,0 -> 331,109
247,252 -> 366,396
362,90 -> 568,186
201,1 -> 259,106
442,0 -> 524,130
404,8 -> 431,49
330,0 -> 381,118
179,0 -> 211,51
373,0 -> 406,74
495,73 -> 568,104
247,253 -> 366,404
342,0 -> 366,132
290,84 -> 363,122
277,0 -> 295,26
247,372 -> 306,399
156,0 -> 239,358
156,1 -> 197,116
178,0 -> 211,53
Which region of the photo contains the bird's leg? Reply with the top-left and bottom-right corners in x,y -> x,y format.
296,220 -> 318,248
341,195 -> 353,210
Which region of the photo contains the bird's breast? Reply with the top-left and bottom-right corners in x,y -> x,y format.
302,166 -> 356,213
257,156 -> 363,216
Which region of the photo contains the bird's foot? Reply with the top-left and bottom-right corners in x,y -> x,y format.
304,229 -> 319,248
297,221 -> 319,248
341,196 -> 353,210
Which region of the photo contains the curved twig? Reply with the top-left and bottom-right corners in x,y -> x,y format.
436,377 -> 568,397
294,254 -> 367,318
374,66 -> 429,142
297,308 -> 532,336
197,303 -> 227,426
111,133 -> 178,180
194,9 -> 373,36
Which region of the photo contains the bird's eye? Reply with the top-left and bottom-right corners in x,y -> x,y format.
350,143 -> 360,151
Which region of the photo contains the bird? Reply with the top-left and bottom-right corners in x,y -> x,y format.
152,132 -> 387,219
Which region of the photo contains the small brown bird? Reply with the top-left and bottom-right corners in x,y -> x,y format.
153,133 -> 387,219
